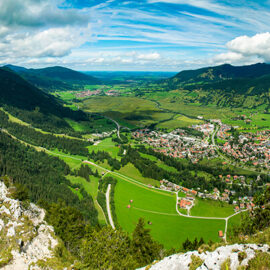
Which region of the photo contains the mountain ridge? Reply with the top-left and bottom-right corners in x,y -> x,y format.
161,63 -> 270,109
4,64 -> 100,92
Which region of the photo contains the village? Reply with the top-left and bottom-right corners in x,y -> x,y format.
219,130 -> 270,170
158,178 -> 259,214
131,122 -> 270,215
76,89 -> 120,98
132,126 -> 217,163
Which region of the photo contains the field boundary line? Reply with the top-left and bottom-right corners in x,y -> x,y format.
132,207 -> 179,216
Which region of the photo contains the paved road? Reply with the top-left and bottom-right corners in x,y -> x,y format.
175,191 -> 247,242
106,184 -> 115,229
103,116 -> 121,140
2,128 -> 248,242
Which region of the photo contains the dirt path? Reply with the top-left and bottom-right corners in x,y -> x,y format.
2,129 -> 247,242
106,184 -> 115,229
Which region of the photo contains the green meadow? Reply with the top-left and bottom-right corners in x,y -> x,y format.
114,177 -> 225,249
191,198 -> 235,218
88,137 -> 120,159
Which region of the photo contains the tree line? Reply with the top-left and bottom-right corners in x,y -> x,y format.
0,130 -> 98,224
0,110 -> 91,156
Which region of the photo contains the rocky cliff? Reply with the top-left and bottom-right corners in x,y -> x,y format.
139,243 -> 269,270
0,181 -> 58,269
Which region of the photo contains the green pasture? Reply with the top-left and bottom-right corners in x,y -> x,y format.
68,186 -> 83,200
157,114 -> 203,129
117,163 -> 160,186
67,174 -> 107,225
46,149 -> 85,170
139,152 -> 178,173
88,137 -> 120,159
80,96 -> 175,127
81,96 -> 158,113
54,91 -> 76,101
114,177 -> 225,249
191,198 -> 235,218
227,212 -> 243,235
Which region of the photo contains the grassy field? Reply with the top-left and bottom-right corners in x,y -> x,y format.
139,152 -> 178,173
117,163 -> 160,186
227,213 -> 243,231
157,114 -> 203,129
88,137 -> 120,159
67,174 -> 107,225
69,186 -> 83,200
80,96 -> 174,127
191,198 -> 235,218
114,177 -> 225,249
65,117 -> 115,133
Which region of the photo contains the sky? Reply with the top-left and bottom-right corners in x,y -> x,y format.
0,0 -> 270,71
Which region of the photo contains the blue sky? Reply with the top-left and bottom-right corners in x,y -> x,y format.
0,0 -> 270,71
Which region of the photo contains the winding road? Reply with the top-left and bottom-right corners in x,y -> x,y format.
2,128 -> 247,242
175,191 -> 248,242
103,116 -> 121,140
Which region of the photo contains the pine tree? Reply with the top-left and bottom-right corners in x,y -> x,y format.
198,237 -> 205,247
193,237 -> 198,249
182,238 -> 193,251
132,218 -> 163,266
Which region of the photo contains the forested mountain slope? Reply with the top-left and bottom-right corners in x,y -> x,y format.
162,63 -> 270,109
4,65 -> 100,92
170,63 -> 270,85
0,67 -> 89,132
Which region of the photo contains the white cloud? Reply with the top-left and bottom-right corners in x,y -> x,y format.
227,32 -> 270,61
0,25 -> 91,61
137,52 -> 160,60
211,32 -> 270,65
0,0 -> 90,27
0,0 -> 92,64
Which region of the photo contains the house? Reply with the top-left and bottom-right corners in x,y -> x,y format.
182,187 -> 189,193
235,206 -> 239,212
218,230 -> 224,238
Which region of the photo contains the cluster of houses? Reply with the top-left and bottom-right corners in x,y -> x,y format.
132,128 -> 217,163
191,123 -> 215,136
220,130 -> 270,170
159,176 -> 258,212
105,89 -> 119,96
217,124 -> 231,140
76,89 -> 101,98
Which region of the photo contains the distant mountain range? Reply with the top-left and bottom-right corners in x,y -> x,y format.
163,63 -> 270,109
4,65 -> 100,92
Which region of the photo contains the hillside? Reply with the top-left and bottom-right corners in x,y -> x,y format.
161,63 -> 270,109
4,65 -> 100,92
0,67 -> 88,132
170,63 -> 270,85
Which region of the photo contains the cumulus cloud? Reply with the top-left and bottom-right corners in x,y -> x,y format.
0,0 -> 92,64
211,33 -> 270,65
0,0 -> 90,28
227,33 -> 270,61
0,25 -> 91,63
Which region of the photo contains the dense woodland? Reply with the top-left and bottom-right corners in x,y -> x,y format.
0,131 -> 98,224
0,110 -> 91,156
